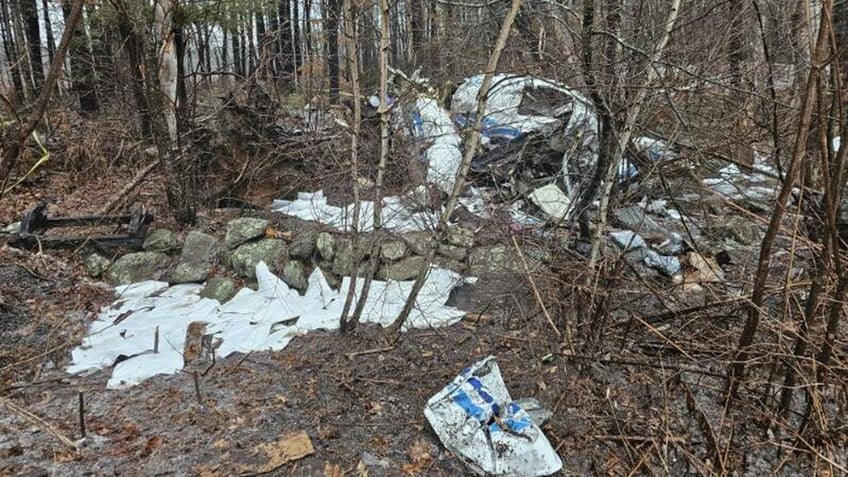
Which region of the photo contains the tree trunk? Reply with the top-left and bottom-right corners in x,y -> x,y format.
304,0 -> 312,78
325,0 -> 340,102
726,0 -> 833,401
115,0 -> 152,137
20,0 -> 42,94
292,0 -> 301,75
62,1 -> 97,114
246,12 -> 256,75
267,4 -> 278,78
278,0 -> 294,86
0,0 -> 83,189
86,4 -> 111,102
348,0 -> 391,329
338,0 -> 362,333
154,0 -> 197,224
40,0 -> 54,65
239,16 -> 247,76
410,0 -> 424,66
232,19 -> 242,76
174,4 -> 187,108
256,5 -> 266,78
0,0 -> 24,102
221,23 -> 229,84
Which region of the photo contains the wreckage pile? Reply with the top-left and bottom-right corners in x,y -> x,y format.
0,72 -> 805,476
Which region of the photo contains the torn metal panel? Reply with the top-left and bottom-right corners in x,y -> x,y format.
425,356 -> 563,476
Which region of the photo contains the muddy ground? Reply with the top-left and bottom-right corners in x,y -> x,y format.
0,169 -> 842,476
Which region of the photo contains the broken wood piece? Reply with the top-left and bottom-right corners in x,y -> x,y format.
462,312 -> 494,323
592,434 -> 686,444
98,159 -> 160,215
238,430 -> 314,475
183,322 -> 208,365
345,346 -> 395,359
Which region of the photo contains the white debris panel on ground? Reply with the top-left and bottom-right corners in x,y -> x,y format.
271,190 -> 440,233
408,96 -> 464,194
425,356 -> 563,476
67,262 -> 475,389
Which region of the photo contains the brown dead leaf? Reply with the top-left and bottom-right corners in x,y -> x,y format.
323,462 -> 343,477
213,439 -> 229,449
683,252 -> 725,285
356,460 -> 370,477
318,425 -> 338,440
238,430 -> 314,474
401,439 -> 433,475
140,436 -> 164,457
367,401 -> 383,415
265,228 -> 293,240
197,464 -> 222,477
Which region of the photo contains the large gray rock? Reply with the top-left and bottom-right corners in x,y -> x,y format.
380,240 -> 408,261
332,239 -> 357,275
289,232 -> 317,260
468,246 -> 521,276
200,277 -> 237,303
403,232 -> 435,255
281,260 -> 308,291
171,231 -> 221,283
229,239 -> 286,278
83,253 -> 110,278
714,216 -> 761,246
106,252 -> 169,285
225,218 -> 269,249
437,244 -> 468,261
447,227 -> 475,248
321,268 -> 342,290
378,256 -> 427,281
315,232 -> 336,260
143,228 -> 178,252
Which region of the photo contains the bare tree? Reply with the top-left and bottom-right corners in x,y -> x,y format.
20,0 -> 42,93
726,0 -> 833,401
0,0 -> 84,191
338,0 -> 363,333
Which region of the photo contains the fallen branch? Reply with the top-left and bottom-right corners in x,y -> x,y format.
0,397 -> 77,450
98,158 -> 160,216
510,235 -> 566,344
346,346 -> 395,359
593,434 -> 686,444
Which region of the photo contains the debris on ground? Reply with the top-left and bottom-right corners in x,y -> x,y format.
11,202 -> 153,250
67,261 -> 475,388
271,190 -> 440,233
405,96 -> 463,194
424,356 -> 563,476
236,430 -> 315,474
682,252 -> 725,289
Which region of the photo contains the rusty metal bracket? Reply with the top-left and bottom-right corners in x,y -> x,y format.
13,202 -> 153,250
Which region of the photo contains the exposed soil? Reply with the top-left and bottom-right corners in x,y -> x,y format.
0,164 -> 844,477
